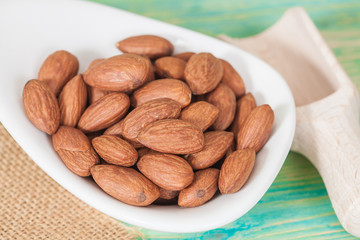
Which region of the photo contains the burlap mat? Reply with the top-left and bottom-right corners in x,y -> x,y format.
0,123 -> 143,240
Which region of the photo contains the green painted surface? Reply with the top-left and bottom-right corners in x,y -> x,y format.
89,1 -> 360,239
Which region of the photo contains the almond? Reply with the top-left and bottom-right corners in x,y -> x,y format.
116,35 -> 174,59
159,187 -> 179,200
87,86 -> 112,105
122,98 -> 181,142
178,168 -> 219,207
59,74 -> 87,127
131,79 -> 191,108
154,56 -> 186,80
84,54 -> 152,92
187,131 -> 233,170
184,53 -> 223,95
231,93 -> 256,139
206,83 -> 236,130
137,119 -> 204,154
173,52 -> 195,62
92,135 -> 138,167
91,165 -> 160,206
237,104 -> 274,152
137,148 -> 158,158
180,101 -> 219,131
104,120 -> 124,136
38,50 -> 79,96
137,153 -> 194,191
87,58 -> 105,70
78,93 -> 130,133
22,79 -> 60,135
219,148 -> 255,194
52,126 -> 99,176
220,59 -> 246,97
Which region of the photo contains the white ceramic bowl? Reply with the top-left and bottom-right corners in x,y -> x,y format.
0,0 -> 295,233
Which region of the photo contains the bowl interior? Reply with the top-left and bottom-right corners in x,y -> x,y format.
0,0 -> 295,233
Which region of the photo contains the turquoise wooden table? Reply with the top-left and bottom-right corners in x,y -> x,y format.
90,1 -> 360,239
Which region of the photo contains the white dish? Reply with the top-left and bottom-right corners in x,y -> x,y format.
0,0 -> 296,233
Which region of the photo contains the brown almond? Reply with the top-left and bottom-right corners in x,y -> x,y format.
206,83 -> 236,130
137,148 -> 158,158
184,53 -> 223,95
219,148 -> 255,194
131,79 -> 191,108
137,119 -> 204,154
220,59 -> 246,97
231,93 -> 256,139
137,153 -> 194,191
154,56 -> 186,80
116,35 -> 174,59
180,101 -> 219,131
38,50 -> 79,96
187,131 -> 234,170
173,52 -> 195,62
78,92 -> 130,133
92,135 -> 138,167
22,79 -> 60,135
52,126 -> 99,176
87,58 -> 105,70
237,104 -> 274,152
87,86 -> 112,105
178,168 -> 219,207
91,165 -> 160,206
84,54 -> 152,92
159,188 -> 179,200
122,98 -> 181,142
59,74 -> 87,127
104,120 -> 124,136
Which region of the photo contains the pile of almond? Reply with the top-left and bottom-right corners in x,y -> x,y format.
22,35 -> 274,207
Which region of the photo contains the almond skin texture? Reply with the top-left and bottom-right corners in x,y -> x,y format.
219,148 -> 255,194
231,93 -> 256,139
154,57 -> 186,80
52,126 -> 99,176
237,104 -> 274,152
184,53 -> 223,95
206,83 -> 236,130
173,52 -> 195,62
92,135 -> 138,167
22,79 -> 60,135
38,50 -> 79,96
104,120 -> 124,136
84,54 -> 152,92
116,35 -> 174,59
137,119 -> 204,154
137,153 -> 194,191
220,59 -> 246,97
91,165 -> 160,206
78,92 -> 130,133
180,101 -> 219,131
59,74 -> 87,127
131,79 -> 191,108
187,131 -> 234,170
178,168 -> 219,207
122,98 -> 181,142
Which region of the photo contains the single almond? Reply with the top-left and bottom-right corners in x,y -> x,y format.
84,54 -> 152,92
38,50 -> 79,96
87,86 -> 112,105
154,56 -> 186,80
220,59 -> 246,97
237,104 -> 274,152
137,148 -> 159,158
159,187 -> 179,200
78,92 -> 130,133
137,153 -> 194,191
187,131 -> 234,170
206,83 -> 236,130
178,168 -> 219,207
116,35 -> 174,59
231,93 -> 256,139
59,74 -> 87,127
173,52 -> 195,62
22,79 -> 60,135
219,148 -> 255,194
137,119 -> 204,154
92,135 -> 138,167
87,58 -> 105,70
52,126 -> 99,176
131,79 -> 191,108
104,120 -> 124,136
184,53 -> 223,95
91,165 -> 160,206
180,101 -> 219,131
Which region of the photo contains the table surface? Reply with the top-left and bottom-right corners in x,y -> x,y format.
90,0 -> 360,239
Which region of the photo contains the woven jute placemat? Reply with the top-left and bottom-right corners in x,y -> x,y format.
0,123 -> 143,240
